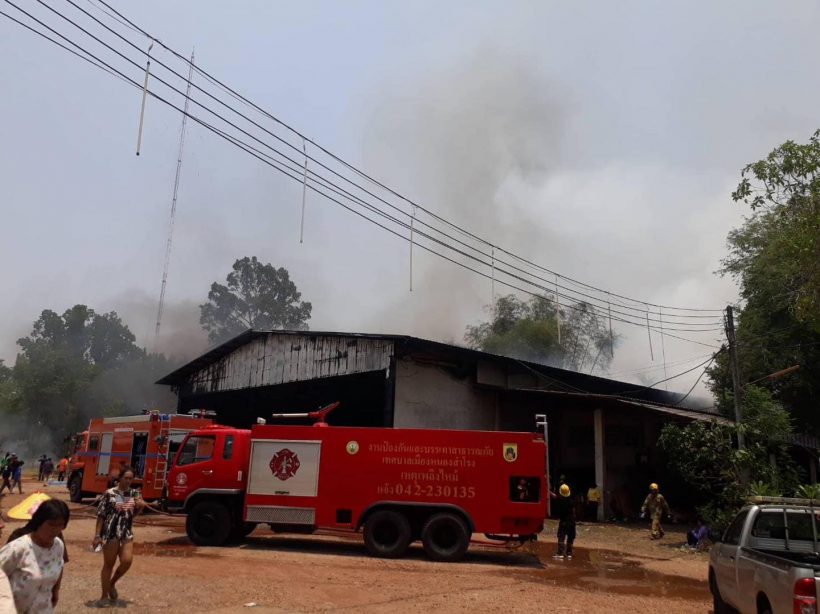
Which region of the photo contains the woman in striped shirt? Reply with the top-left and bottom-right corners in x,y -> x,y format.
93,465 -> 145,606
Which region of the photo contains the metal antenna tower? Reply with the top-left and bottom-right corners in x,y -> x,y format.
154,49 -> 195,349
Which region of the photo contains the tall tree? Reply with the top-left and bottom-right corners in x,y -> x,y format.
199,257 -> 313,344
11,306 -> 145,437
709,131 -> 820,432
18,305 -> 141,368
465,294 -> 615,372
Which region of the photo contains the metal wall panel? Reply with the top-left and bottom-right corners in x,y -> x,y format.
184,334 -> 393,394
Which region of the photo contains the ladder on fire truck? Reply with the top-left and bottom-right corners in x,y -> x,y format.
153,414 -> 172,491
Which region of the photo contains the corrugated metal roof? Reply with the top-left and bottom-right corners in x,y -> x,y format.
504,387 -> 731,424
156,329 -> 707,411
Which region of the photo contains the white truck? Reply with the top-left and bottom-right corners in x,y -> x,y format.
709,498 -> 820,614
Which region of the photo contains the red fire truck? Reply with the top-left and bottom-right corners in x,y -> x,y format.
167,404 -> 548,561
67,412 -> 213,502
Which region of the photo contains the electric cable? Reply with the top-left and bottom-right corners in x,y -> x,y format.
672,355 -> 717,406
0,2 -> 724,349
616,351 -> 724,396
60,0 -> 723,327
28,0 -> 724,333
89,0 -> 726,317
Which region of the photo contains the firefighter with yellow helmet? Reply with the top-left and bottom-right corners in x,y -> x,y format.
553,483 -> 576,559
640,483 -> 670,539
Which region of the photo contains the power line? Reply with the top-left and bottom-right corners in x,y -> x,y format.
0,6 -> 129,85
617,351 -> 723,396
89,0 -> 727,317
64,0 -> 723,328
21,0 -> 724,334
673,355 -> 717,405
0,2 -> 724,351
602,352 -> 715,377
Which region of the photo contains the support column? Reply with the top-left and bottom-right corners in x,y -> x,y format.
594,408 -> 606,521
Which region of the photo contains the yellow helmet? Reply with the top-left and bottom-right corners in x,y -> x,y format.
649,483 -> 659,491
559,484 -> 571,497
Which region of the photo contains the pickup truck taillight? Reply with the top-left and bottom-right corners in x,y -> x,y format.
794,577 -> 817,614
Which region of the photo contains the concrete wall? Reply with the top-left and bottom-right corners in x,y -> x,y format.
393,358 -> 497,430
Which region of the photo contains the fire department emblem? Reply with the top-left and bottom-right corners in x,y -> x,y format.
503,443 -> 518,463
346,441 -> 359,455
175,472 -> 187,486
269,449 -> 300,481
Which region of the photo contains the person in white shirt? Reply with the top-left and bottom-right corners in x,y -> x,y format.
0,502 -> 13,614
0,499 -> 70,614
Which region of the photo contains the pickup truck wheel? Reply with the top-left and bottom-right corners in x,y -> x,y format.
186,501 -> 232,546
68,474 -> 83,503
363,510 -> 412,558
421,512 -> 470,562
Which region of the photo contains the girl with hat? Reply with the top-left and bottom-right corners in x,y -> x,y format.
0,498 -> 70,613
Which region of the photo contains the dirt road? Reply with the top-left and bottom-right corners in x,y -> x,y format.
1,486 -> 712,613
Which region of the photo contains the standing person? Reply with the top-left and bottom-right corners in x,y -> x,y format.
0,499 -> 70,613
9,455 -> 23,495
640,482 -> 670,539
586,483 -> 601,521
93,465 -> 145,606
553,484 -> 577,560
36,456 -> 47,482
57,458 -> 68,482
42,458 -> 54,485
0,458 -> 11,496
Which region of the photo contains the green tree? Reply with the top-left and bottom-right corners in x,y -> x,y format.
11,306 -> 145,437
199,257 -> 313,345
18,305 -> 141,368
465,294 -> 615,371
0,359 -> 18,416
659,386 -> 799,530
710,130 -> 820,432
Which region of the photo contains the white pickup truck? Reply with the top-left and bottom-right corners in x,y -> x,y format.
709,498 -> 820,614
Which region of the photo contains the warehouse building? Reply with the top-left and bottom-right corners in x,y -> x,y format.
158,329 -> 729,520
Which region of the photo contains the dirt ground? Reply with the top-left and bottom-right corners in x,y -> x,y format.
1,483 -> 713,613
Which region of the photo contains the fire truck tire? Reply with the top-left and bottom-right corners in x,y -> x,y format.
229,522 -> 257,541
363,510 -> 412,559
421,513 -> 470,562
68,474 -> 83,503
186,501 -> 232,546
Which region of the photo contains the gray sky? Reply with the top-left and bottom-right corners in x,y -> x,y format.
1,0 -> 819,402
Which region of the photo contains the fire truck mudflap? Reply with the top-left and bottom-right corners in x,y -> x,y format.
170,421 -> 547,562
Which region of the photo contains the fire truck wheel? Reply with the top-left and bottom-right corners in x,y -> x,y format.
186,501 -> 232,546
363,510 -> 412,559
421,513 -> 470,562
229,522 -> 257,541
68,474 -> 83,503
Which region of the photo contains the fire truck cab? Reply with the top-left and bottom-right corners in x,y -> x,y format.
68,412 -> 213,502
168,410 -> 548,562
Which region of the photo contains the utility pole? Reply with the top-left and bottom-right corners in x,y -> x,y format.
725,305 -> 745,450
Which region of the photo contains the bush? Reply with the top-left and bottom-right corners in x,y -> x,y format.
659,386 -> 797,533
